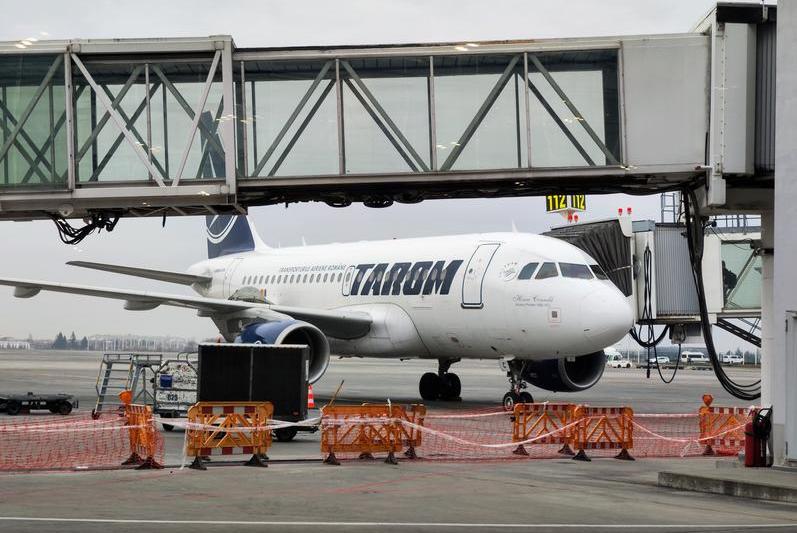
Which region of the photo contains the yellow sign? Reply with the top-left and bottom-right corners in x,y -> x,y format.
569,194 -> 586,211
545,194 -> 568,212
545,194 -> 587,212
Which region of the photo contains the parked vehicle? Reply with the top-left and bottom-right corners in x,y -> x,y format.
680,350 -> 710,364
639,356 -> 670,369
722,354 -> 745,365
608,358 -> 633,369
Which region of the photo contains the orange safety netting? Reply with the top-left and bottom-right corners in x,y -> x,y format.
320,405 -> 752,462
0,412 -> 164,471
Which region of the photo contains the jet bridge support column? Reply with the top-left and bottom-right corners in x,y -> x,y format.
772,0 -> 797,466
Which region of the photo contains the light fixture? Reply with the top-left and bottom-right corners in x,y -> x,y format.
465,43 -> 479,48
14,43 -> 26,49
454,45 -> 468,52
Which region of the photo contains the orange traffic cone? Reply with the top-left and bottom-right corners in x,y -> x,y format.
307,385 -> 316,409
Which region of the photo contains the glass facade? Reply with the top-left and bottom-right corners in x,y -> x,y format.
0,54 -> 67,188
0,46 -> 621,187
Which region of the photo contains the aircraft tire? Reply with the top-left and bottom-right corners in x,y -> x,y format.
502,391 -> 520,411
419,372 -> 442,401
518,391 -> 534,404
441,373 -> 461,400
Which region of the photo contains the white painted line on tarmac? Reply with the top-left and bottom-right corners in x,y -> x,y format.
0,518 -> 794,529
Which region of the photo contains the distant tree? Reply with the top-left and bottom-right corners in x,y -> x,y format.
80,336 -> 88,350
69,331 -> 77,349
52,332 -> 67,350
26,333 -> 33,344
184,339 -> 197,352
734,347 -> 743,356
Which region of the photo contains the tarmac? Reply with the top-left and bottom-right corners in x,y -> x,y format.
0,349 -> 794,532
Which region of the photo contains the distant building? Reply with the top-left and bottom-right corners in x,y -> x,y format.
86,334 -> 196,353
0,337 -> 31,350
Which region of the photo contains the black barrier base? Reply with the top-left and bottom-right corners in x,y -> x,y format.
404,446 -> 418,460
512,444 -> 529,456
245,454 -> 268,468
121,452 -> 143,466
323,452 -> 341,466
572,449 -> 591,462
702,444 -> 715,456
189,456 -> 207,470
385,451 -> 398,465
136,456 -> 164,470
614,448 -> 635,461
358,452 -> 375,460
558,444 -> 575,456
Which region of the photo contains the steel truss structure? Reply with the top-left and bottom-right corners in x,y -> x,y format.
0,34 -> 714,220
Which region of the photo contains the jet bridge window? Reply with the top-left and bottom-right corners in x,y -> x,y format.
590,264 -> 609,280
559,263 -> 593,279
518,262 -> 539,280
535,262 -> 559,279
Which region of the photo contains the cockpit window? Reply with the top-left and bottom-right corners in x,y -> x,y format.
560,263 -> 593,279
535,262 -> 559,279
590,264 -> 609,280
518,262 -> 539,280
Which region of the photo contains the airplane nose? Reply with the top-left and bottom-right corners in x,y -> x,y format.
580,287 -> 634,346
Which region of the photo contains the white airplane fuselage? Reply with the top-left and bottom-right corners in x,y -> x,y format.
188,232 -> 632,361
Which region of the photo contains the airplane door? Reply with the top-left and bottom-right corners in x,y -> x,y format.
223,257 -> 244,297
461,243 -> 500,309
341,265 -> 355,296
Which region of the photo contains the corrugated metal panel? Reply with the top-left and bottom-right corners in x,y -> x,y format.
754,21 -> 776,174
654,225 -> 700,316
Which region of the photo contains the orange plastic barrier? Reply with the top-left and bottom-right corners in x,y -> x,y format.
122,404 -> 163,469
699,403 -> 752,456
185,402 -> 273,470
394,404 -> 426,459
572,406 -> 634,461
511,403 -> 578,456
321,404 -> 406,465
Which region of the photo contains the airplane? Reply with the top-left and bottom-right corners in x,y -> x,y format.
0,215 -> 633,410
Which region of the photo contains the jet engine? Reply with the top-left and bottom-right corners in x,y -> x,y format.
522,351 -> 607,393
236,320 -> 331,384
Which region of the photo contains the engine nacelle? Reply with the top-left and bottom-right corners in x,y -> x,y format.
236,320 -> 331,384
522,351 -> 607,393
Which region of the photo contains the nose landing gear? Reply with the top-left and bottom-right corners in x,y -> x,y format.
419,358 -> 461,401
502,359 -> 533,411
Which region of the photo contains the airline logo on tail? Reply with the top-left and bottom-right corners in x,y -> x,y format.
206,215 -> 256,259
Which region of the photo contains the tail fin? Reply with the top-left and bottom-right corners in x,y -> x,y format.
206,215 -> 268,259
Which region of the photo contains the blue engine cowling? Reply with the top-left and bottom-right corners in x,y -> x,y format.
521,351 -> 607,393
236,320 -> 331,384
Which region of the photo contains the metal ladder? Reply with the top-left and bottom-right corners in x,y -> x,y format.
94,353 -> 162,412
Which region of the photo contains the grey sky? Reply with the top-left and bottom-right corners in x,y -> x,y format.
0,0 -> 752,351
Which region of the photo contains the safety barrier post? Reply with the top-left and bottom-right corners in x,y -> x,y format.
185,402 -> 273,470
511,403 -> 578,456
396,404 -> 426,459
121,404 -> 163,470
572,406 -> 634,462
321,404 -> 404,465
698,395 -> 751,456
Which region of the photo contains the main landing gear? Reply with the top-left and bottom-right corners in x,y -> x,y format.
502,359 -> 533,411
419,358 -> 461,401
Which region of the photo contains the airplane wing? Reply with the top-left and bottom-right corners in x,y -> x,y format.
67,261 -> 211,286
0,277 -> 371,339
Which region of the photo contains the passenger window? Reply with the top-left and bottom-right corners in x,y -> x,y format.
303,274 -> 308,283
338,273 -> 343,282
290,275 -> 294,283
323,273 -> 328,282
590,264 -> 609,280
258,275 -> 264,284
535,262 -> 559,279
560,263 -> 593,279
518,262 -> 539,280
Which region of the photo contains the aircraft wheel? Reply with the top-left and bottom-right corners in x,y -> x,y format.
502,391 -> 520,412
518,391 -> 534,404
419,372 -> 442,401
441,373 -> 461,400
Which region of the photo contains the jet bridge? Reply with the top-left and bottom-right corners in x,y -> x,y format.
546,216 -> 762,346
0,3 -> 772,221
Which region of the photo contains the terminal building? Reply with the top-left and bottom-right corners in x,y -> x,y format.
0,1 -> 795,467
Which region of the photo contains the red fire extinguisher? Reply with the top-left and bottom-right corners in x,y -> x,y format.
745,407 -> 772,467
